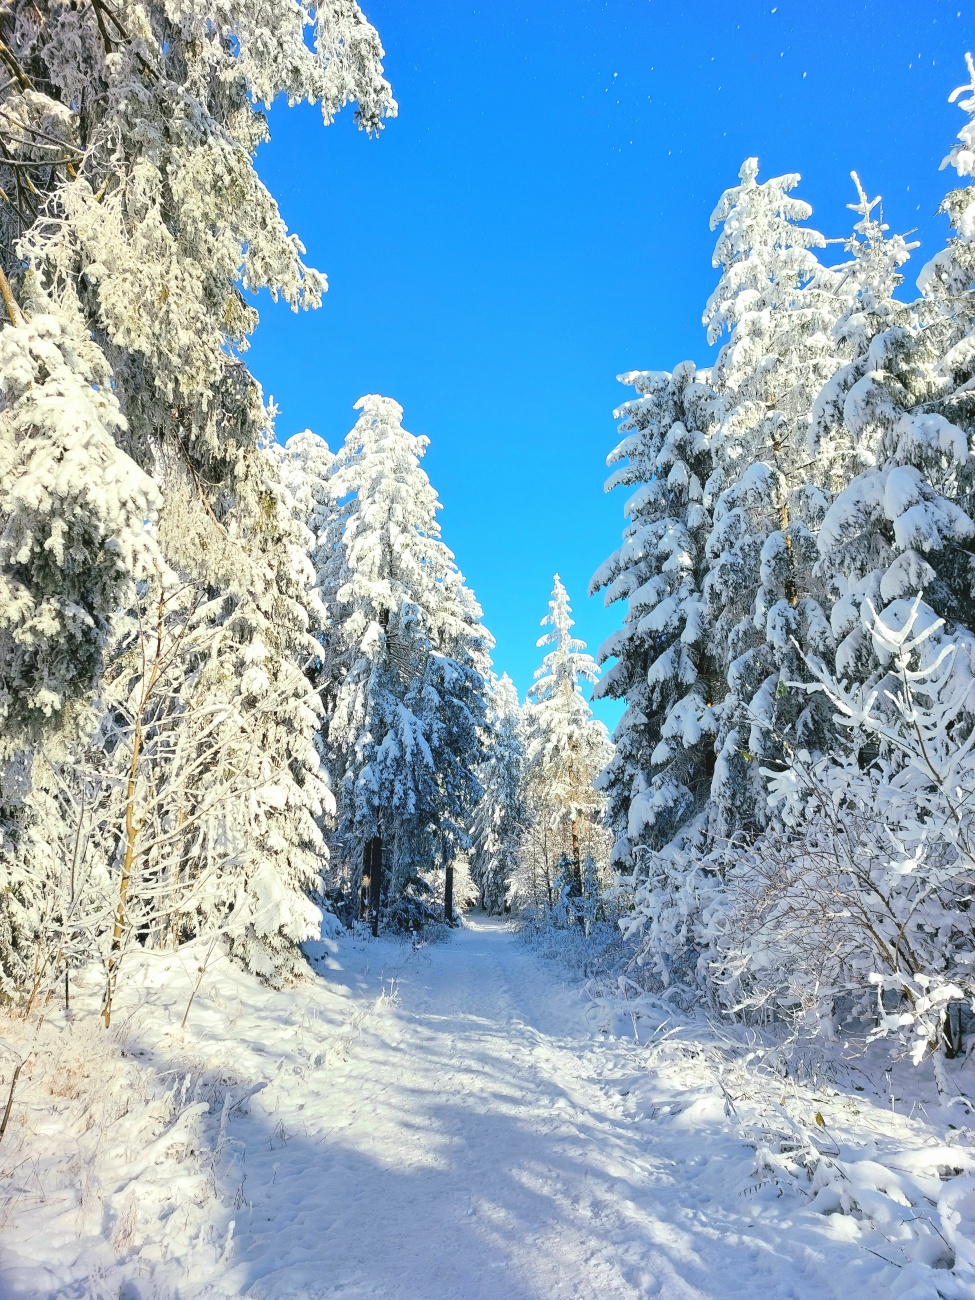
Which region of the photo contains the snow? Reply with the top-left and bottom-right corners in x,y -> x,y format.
4,918 -> 974,1298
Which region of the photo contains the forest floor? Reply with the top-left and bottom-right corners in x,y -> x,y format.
1,916 -> 974,1298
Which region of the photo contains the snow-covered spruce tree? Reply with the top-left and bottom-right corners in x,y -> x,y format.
813,168 -> 974,690
470,673 -> 525,915
159,430 -> 335,987
319,396 -> 491,932
272,430 -> 335,560
608,162 -> 849,992
810,174 -> 920,499
516,578 -> 612,913
917,51 -> 975,428
590,362 -> 719,874
702,158 -> 846,844
269,428 -> 335,699
0,288 -> 161,996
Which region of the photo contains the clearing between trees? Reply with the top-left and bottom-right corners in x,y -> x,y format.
2,918 -> 972,1299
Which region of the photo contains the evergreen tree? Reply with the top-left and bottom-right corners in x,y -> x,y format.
319,396 -> 491,930
591,362 -> 719,871
517,578 -> 612,908
811,173 -> 974,688
0,301 -> 159,743
702,158 -> 845,841
0,0 -> 393,995
0,0 -> 395,728
22,417 -> 338,1018
471,673 -> 525,914
190,432 -> 335,983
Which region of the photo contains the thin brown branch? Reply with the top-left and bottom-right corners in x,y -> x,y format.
0,262 -> 23,324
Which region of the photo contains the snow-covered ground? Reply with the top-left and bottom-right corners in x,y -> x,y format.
2,917 -> 974,1298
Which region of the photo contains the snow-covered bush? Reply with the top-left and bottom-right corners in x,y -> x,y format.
715,598 -> 975,1066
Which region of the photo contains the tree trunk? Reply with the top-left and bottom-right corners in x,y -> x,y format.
944,1002 -> 964,1059
543,829 -> 553,907
368,834 -> 382,938
102,732 -> 143,1028
444,862 -> 454,926
360,838 -> 370,920
102,587 -> 165,1028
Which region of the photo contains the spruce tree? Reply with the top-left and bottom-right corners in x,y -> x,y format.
591,362 -> 719,871
471,673 -> 525,914
519,578 -> 612,907
811,174 -> 973,688
702,159 -> 845,841
0,0 -> 395,730
815,108 -> 975,691
319,396 -> 491,930
0,0 -> 395,992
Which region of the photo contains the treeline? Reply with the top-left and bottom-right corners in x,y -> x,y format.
592,66 -> 975,1063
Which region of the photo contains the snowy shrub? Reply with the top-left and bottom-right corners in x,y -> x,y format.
715,598 -> 975,1066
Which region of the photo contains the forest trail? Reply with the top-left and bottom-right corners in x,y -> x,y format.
219,918 -> 868,1300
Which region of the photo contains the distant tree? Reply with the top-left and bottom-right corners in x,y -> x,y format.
470,673 -> 525,914
516,578 -> 612,910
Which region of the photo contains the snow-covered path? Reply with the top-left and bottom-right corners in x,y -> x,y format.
218,918 -> 874,1299
5,915 -> 961,1297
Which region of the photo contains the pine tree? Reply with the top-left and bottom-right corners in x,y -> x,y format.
319,396 -> 491,931
518,578 -> 612,909
471,673 -> 525,914
702,158 -> 845,842
816,159 -> 975,691
591,362 -> 719,871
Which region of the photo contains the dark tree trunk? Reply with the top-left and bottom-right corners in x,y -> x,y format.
444,862 -> 454,926
360,839 -> 370,920
944,1002 -> 964,1059
367,834 -> 383,937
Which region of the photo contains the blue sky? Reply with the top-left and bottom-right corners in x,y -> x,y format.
249,0 -> 972,725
